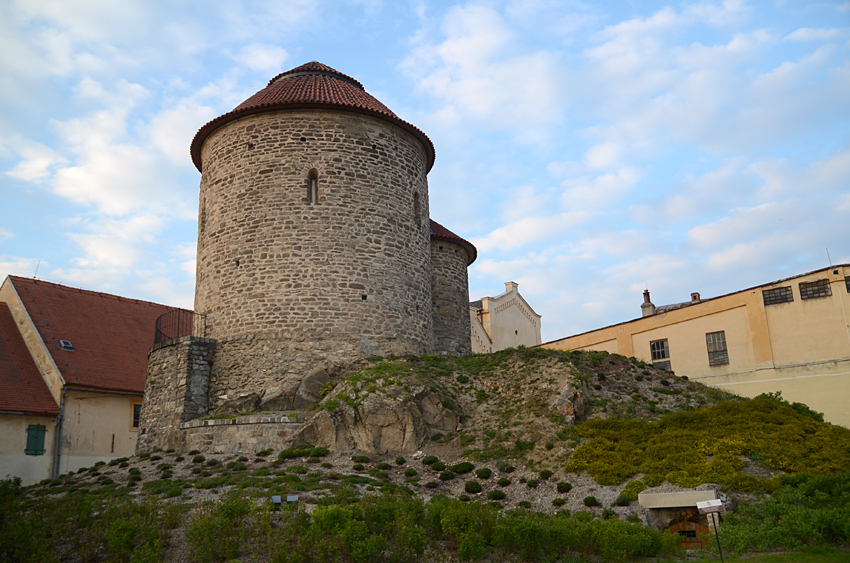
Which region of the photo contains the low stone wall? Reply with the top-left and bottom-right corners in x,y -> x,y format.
176,415 -> 305,455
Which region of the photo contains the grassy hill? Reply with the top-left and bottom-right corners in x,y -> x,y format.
3,348 -> 849,562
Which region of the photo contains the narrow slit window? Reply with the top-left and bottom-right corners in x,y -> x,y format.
307,170 -> 319,205
133,404 -> 142,428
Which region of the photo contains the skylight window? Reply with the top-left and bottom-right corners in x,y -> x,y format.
59,340 -> 75,351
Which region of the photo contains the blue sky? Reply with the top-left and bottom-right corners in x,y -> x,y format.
1,0 -> 849,342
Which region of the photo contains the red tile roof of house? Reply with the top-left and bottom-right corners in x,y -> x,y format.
430,219 -> 477,265
8,276 -> 174,394
0,302 -> 59,415
191,61 -> 435,173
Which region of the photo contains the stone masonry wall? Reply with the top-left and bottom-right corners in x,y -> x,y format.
431,240 -> 472,355
176,415 -> 304,455
194,110 -> 434,410
137,336 -> 216,453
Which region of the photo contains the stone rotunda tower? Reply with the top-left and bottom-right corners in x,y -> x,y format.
137,62 -> 476,453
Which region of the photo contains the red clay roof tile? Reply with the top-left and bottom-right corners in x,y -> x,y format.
190,61 -> 435,173
9,277 -> 173,394
0,302 -> 59,415
430,219 -> 477,265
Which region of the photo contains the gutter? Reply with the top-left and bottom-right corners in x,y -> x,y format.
52,388 -> 66,479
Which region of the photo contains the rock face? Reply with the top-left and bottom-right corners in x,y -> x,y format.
551,381 -> 588,424
293,385 -> 462,453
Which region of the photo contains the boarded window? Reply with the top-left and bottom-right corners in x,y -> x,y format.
25,424 -> 46,456
706,331 -> 729,367
799,279 -> 831,300
763,286 -> 793,306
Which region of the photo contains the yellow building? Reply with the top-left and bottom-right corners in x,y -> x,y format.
541,265 -> 850,427
0,276 -> 172,484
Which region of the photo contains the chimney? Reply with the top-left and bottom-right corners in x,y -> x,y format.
504,281 -> 518,293
691,292 -> 701,303
641,290 -> 656,317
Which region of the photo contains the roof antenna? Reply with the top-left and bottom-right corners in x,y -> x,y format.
33,260 -> 40,278
826,248 -> 832,266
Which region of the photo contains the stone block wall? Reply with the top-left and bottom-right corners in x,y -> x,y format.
193,110 -> 434,405
431,240 -> 472,355
137,336 -> 216,453
176,415 -> 304,455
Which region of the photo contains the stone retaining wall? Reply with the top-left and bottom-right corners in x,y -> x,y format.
176,416 -> 305,455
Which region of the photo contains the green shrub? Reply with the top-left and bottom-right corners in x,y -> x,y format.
404,468 -> 418,477
583,496 -> 600,507
642,473 -> 664,487
518,500 -> 531,508
464,481 -> 482,494
487,490 -> 506,500
456,375 -> 469,383
475,468 -> 492,479
497,478 -> 511,487
526,479 -> 538,489
395,456 -> 406,465
192,455 -> 205,463
458,494 -> 470,502
602,509 -> 616,520
545,442 -> 554,450
185,491 -> 251,562
255,448 -> 273,457
538,470 -> 553,480
439,471 -> 455,481
496,461 -> 515,473
622,480 -> 647,501
431,461 -> 447,471
352,455 -> 371,463
450,462 -> 474,474
556,481 -> 572,493
422,455 -> 438,465
612,495 -> 631,507
377,462 -> 392,470
353,464 -> 365,471
553,498 -> 566,506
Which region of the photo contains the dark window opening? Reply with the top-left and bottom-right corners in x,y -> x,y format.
650,340 -> 670,371
800,279 -> 831,300
706,331 -> 729,366
846,277 -> 850,293
59,340 -> 74,351
361,295 -> 367,301
25,425 -> 46,456
763,286 -> 793,306
307,169 -> 319,205
133,404 -> 142,428
677,530 -> 697,539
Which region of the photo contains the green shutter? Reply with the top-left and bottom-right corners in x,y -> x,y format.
25,424 -> 46,455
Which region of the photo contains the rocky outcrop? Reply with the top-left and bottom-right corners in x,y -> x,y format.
292,385 -> 462,453
551,381 -> 588,424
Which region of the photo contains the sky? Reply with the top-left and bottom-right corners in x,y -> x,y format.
1,0 -> 849,343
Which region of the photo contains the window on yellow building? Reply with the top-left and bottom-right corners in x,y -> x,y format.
133,404 -> 142,428
845,277 -> 849,293
763,286 -> 793,306
799,279 -> 831,300
706,331 -> 729,367
650,340 -> 671,371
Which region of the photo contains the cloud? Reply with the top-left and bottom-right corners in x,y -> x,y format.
0,256 -> 42,281
560,167 -> 639,209
785,28 -> 845,41
471,211 -> 589,253
233,43 -> 289,74
400,4 -> 563,135
0,228 -> 12,241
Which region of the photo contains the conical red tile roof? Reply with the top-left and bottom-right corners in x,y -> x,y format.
430,219 -> 477,265
191,62 -> 435,172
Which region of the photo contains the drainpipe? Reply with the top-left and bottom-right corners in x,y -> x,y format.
52,387 -> 66,479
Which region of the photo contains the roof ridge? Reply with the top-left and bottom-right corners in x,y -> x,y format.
8,276 -> 179,310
